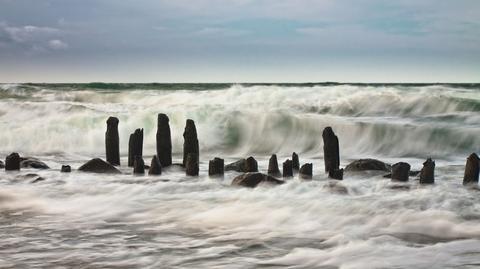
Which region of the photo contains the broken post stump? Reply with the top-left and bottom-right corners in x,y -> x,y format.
156,113 -> 172,167
105,116 -> 120,166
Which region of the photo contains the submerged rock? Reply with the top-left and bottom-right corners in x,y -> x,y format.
209,157 -> 224,176
148,155 -> 162,175
225,159 -> 246,172
61,165 -> 71,173
323,181 -> 348,195
463,153 -> 479,186
5,153 -> 20,171
78,158 -> 121,174
105,116 -> 120,166
268,154 -> 281,177
20,157 -> 50,169
345,159 -> 391,172
16,173 -> 45,183
419,158 -> 435,184
231,172 -> 284,188
299,163 -> 313,180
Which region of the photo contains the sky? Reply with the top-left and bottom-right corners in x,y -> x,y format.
0,0 -> 479,83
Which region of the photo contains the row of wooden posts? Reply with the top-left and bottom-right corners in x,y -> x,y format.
2,113 -> 479,186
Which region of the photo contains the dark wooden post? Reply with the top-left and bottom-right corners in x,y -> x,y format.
156,113 -> 172,167
5,152 -> 20,171
463,153 -> 479,185
209,157 -> 224,176
322,127 -> 339,173
283,159 -> 293,178
299,163 -> 313,179
183,119 -> 199,167
391,162 -> 410,182
105,116 -> 120,166
128,128 -> 143,167
268,154 -> 281,177
149,155 -> 162,175
420,158 -> 435,184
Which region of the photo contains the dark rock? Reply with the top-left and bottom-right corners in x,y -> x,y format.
384,170 -> 421,178
345,159 -> 391,172
299,163 -> 313,180
61,165 -> 71,173
292,152 -> 300,171
20,157 -> 49,169
209,157 -> 224,176
463,153 -> 479,186
156,113 -> 172,167
105,116 -> 120,166
186,153 -> 199,176
128,128 -> 143,167
328,169 -> 344,180
148,155 -> 162,175
17,173 -> 45,183
5,152 -> 20,171
389,184 -> 411,191
267,154 -> 281,177
231,172 -> 284,188
391,162 -> 411,182
420,158 -> 435,184
133,156 -> 145,174
78,158 -> 121,174
225,159 -> 246,172
245,156 -> 258,172
0,160 -> 4,169
31,177 -> 46,184
183,119 -> 199,168
323,181 -> 348,194
283,159 -> 293,178
323,127 -> 340,173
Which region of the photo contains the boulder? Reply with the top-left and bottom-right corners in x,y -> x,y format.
148,155 -> 162,175
419,158 -> 435,184
209,157 -> 224,176
156,113 -> 172,167
128,128 -> 143,167
225,159 -> 246,172
78,158 -> 121,174
183,119 -> 199,167
283,159 -> 293,178
267,154 -> 281,177
186,153 -> 199,176
133,156 -> 145,174
20,157 -> 50,169
5,152 -> 20,171
105,116 -> 120,166
292,152 -> 300,171
231,172 -> 284,188
245,156 -> 258,172
463,153 -> 479,185
299,163 -> 313,180
345,159 -> 391,172
329,169 -> 344,180
61,165 -> 71,173
391,162 -> 411,182
323,127 -> 340,173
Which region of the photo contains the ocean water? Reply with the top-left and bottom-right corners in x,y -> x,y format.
0,83 -> 479,268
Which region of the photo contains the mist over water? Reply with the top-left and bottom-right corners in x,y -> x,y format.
1,83 -> 480,268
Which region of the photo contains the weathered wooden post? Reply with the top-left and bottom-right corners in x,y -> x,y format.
183,119 -> 199,168
283,159 -> 293,178
156,113 -> 172,167
105,116 -> 120,166
463,153 -> 479,185
148,155 -> 162,175
245,156 -> 258,172
5,152 -> 20,171
61,165 -> 71,173
391,162 -> 410,182
292,152 -> 300,171
128,128 -> 143,167
323,127 -> 340,173
186,153 -> 199,176
299,163 -> 313,179
209,157 -> 224,176
420,158 -> 435,184
133,156 -> 145,174
268,154 -> 281,177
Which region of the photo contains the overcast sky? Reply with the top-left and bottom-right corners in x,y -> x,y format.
0,0 -> 479,83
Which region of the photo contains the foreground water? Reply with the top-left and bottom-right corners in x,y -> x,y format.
0,83 -> 480,268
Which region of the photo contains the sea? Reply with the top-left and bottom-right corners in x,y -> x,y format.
0,83 -> 479,268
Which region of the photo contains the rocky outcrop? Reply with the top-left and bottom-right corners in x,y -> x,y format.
61,165 -> 71,173
78,158 -> 121,174
292,152 -> 300,171
149,155 -> 162,175
245,156 -> 258,173
156,113 -> 172,167
5,153 -> 20,171
20,157 -> 49,169
133,156 -> 145,174
345,159 -> 391,172
183,119 -> 199,168
209,157 -> 224,176
268,154 -> 281,177
463,153 -> 479,185
283,159 -> 293,178
225,159 -> 246,172
299,163 -> 313,180
419,158 -> 435,184
391,162 -> 411,182
105,116 -> 120,166
186,153 -> 199,176
128,128 -> 143,167
323,127 -> 340,173
231,172 -> 284,188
